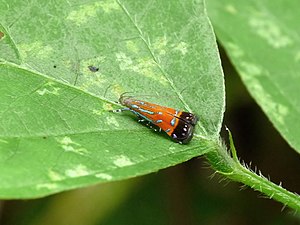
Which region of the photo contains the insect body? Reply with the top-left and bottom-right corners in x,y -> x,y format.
112,95 -> 198,144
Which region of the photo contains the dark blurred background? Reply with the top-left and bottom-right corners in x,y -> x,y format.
0,46 -> 300,225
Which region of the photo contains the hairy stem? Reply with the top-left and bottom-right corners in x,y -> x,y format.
205,129 -> 300,211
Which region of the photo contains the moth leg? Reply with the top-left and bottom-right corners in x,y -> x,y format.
136,115 -> 146,123
110,108 -> 130,113
153,127 -> 162,132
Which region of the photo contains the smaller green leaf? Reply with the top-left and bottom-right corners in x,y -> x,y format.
207,0 -> 300,153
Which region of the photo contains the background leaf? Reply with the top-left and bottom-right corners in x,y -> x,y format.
0,0 -> 224,198
207,0 -> 300,153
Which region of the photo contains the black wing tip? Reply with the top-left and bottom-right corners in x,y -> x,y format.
171,121 -> 195,144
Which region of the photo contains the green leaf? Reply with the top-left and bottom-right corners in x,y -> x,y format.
207,0 -> 300,153
0,0 -> 224,198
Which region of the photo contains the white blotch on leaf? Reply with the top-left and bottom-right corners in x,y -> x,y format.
92,109 -> 104,116
36,183 -> 58,190
246,81 -> 288,126
106,116 -> 120,127
137,58 -> 168,84
19,41 -> 53,59
37,82 -> 60,96
249,16 -> 292,48
115,52 -> 168,85
48,170 -> 64,181
67,2 -> 102,26
60,136 -> 73,145
274,104 -> 288,125
168,146 -> 176,151
116,52 -> 138,71
226,42 -> 244,58
99,1 -> 119,13
92,103 -> 113,116
294,51 -> 300,62
173,42 -> 188,55
95,173 -> 113,180
126,40 -> 139,53
225,4 -> 237,14
0,139 -> 8,143
65,164 -> 90,178
58,136 -> 88,155
67,0 -> 120,26
153,36 -> 168,56
103,103 -> 114,111
240,62 -> 289,126
113,155 -> 134,167
240,61 -> 262,76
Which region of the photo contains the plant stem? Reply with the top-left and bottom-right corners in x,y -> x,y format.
205,130 -> 300,212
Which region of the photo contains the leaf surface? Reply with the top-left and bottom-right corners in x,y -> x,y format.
0,0 -> 224,198
207,0 -> 300,153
